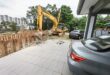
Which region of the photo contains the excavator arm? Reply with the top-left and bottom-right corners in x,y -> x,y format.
37,5 -> 64,36
37,5 -> 43,31
37,5 -> 59,31
42,12 -> 58,31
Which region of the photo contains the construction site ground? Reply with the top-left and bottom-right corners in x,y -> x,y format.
0,37 -> 75,75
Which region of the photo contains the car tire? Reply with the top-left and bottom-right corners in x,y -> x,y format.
69,35 -> 73,39
78,36 -> 81,39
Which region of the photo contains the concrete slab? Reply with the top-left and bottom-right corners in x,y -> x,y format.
0,39 -> 73,75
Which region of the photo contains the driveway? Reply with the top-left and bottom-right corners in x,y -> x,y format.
0,39 -> 73,75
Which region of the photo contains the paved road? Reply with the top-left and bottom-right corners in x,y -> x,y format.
0,39 -> 73,75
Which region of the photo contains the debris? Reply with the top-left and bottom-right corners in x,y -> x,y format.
57,40 -> 65,45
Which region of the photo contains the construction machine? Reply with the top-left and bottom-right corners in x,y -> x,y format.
37,5 -> 64,36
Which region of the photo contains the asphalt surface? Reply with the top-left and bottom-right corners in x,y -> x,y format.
0,39 -> 73,75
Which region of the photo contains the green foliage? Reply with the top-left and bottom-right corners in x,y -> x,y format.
26,6 -> 37,19
96,20 -> 106,28
96,15 -> 107,28
27,6 -> 38,30
77,15 -> 110,30
1,21 -> 10,30
1,21 -> 17,32
45,4 -> 58,17
77,16 -> 87,30
34,18 -> 38,30
61,5 -> 73,23
60,5 -> 75,31
9,22 -> 17,31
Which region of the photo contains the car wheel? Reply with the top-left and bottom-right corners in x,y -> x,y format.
69,35 -> 71,39
78,36 -> 81,39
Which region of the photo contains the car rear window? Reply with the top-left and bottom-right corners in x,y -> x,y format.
82,35 -> 110,52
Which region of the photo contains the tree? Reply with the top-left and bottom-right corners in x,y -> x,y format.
26,6 -> 37,20
0,21 -> 17,32
77,16 -> 87,30
96,15 -> 106,28
1,21 -> 10,30
60,5 -> 75,31
26,6 -> 37,30
9,22 -> 17,31
45,4 -> 58,17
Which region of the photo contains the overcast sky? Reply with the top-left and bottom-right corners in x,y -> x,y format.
0,0 -> 80,18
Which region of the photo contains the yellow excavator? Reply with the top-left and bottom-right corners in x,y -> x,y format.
37,5 -> 64,36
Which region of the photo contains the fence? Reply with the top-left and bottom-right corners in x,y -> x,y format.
94,29 -> 110,37
0,30 -> 37,57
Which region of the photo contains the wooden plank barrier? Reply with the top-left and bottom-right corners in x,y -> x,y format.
0,30 -> 37,58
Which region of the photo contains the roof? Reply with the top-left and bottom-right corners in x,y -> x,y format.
77,0 -> 110,15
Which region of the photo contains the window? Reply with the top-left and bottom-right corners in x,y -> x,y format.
93,14 -> 110,37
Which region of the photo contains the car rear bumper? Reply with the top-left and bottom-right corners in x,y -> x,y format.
69,35 -> 79,39
67,55 -> 89,75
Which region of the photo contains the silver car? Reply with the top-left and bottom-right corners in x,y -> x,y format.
67,35 -> 110,75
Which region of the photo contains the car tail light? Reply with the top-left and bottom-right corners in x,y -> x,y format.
70,52 -> 86,62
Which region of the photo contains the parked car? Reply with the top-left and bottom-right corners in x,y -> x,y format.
67,35 -> 110,75
69,30 -> 84,39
